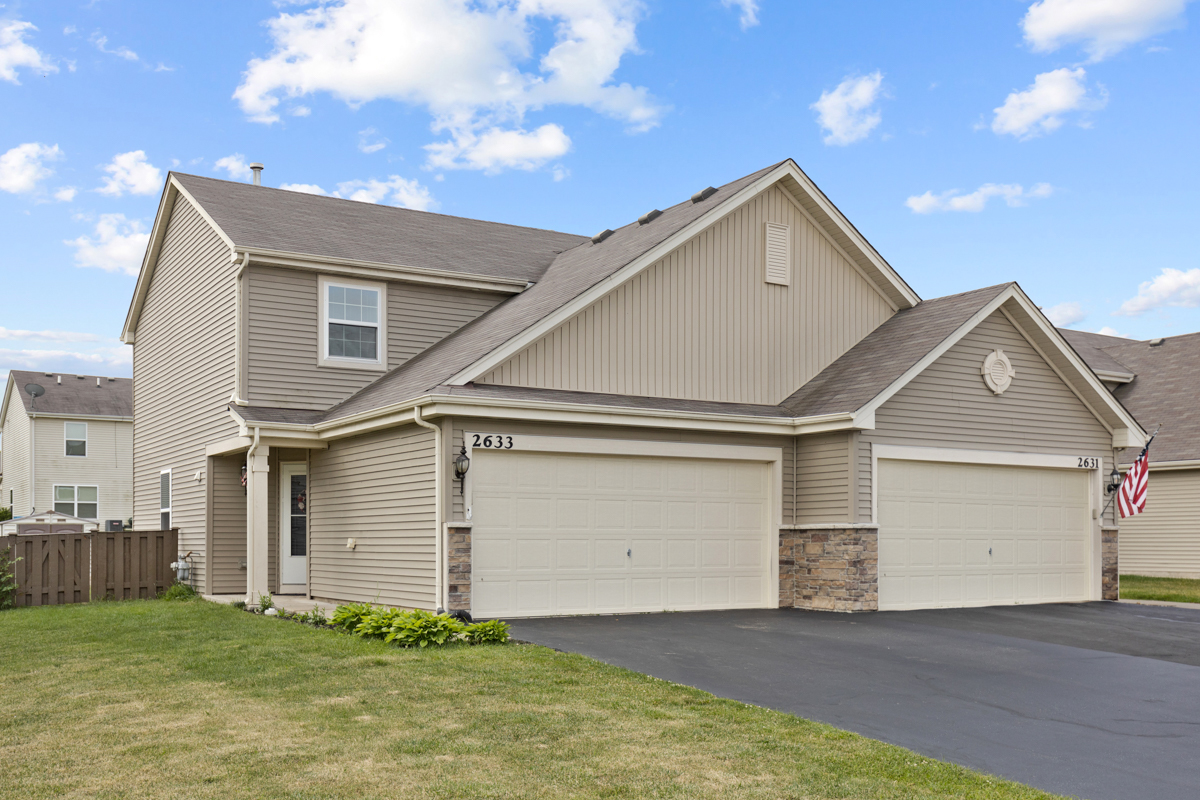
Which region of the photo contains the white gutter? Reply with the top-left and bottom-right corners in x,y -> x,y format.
411,405 -> 445,613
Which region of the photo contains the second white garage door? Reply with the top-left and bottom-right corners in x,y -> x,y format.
878,459 -> 1092,611
471,450 -> 773,618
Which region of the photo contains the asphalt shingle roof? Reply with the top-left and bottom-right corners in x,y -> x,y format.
173,173 -> 588,284
780,284 -> 1011,417
6,370 -> 133,418
1058,329 -> 1136,377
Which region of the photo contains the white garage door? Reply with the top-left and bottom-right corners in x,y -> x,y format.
878,459 -> 1091,611
471,450 -> 773,618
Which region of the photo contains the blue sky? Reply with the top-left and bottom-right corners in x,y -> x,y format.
2,0 -> 1198,384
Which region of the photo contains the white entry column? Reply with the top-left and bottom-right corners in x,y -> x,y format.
245,445 -> 270,604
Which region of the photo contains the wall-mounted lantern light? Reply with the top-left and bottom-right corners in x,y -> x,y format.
453,445 -> 471,495
1106,467 -> 1122,495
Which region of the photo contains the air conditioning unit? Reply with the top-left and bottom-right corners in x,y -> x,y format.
105,519 -> 125,532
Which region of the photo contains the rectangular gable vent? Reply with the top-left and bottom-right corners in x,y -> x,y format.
763,222 -> 791,286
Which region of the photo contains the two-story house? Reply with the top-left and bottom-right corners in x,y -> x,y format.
0,371 -> 133,527
121,159 -> 1144,616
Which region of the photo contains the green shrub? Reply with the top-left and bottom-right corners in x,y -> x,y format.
465,619 -> 511,645
232,600 -> 246,610
159,582 -> 197,601
301,605 -> 328,626
385,609 -> 466,648
0,546 -> 20,610
355,607 -> 410,639
331,602 -> 375,632
257,593 -> 274,613
0,506 -> 12,522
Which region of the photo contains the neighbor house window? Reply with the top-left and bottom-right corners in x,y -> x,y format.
319,277 -> 386,369
160,470 -> 172,529
54,485 -> 98,518
65,421 -> 87,457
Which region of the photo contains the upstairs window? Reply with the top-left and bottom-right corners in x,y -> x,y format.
55,485 -> 98,518
160,470 -> 172,530
65,421 -> 87,457
319,277 -> 386,369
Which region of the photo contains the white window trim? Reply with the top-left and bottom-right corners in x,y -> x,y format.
160,468 -> 172,530
52,483 -> 100,519
318,275 -> 388,371
64,420 -> 87,458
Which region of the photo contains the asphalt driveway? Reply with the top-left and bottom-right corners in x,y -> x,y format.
510,602 -> 1200,800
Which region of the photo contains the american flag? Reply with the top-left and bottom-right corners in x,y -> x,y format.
1118,436 -> 1155,519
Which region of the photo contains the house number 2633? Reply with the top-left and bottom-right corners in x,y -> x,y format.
472,434 -> 513,449
1077,457 -> 1100,469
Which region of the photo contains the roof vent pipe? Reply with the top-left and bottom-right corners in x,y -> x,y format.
57,375 -> 61,384
249,163 -> 264,186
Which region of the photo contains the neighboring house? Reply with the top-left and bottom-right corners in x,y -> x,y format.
121,160 -> 1144,616
1062,329 -> 1200,578
0,371 -> 133,528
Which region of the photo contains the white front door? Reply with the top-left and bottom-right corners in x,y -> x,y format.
471,449 -> 773,618
279,463 -> 307,589
878,459 -> 1092,610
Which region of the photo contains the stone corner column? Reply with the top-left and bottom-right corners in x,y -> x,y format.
245,446 -> 270,605
787,525 -> 879,613
445,522 -> 472,613
1102,526 -> 1119,601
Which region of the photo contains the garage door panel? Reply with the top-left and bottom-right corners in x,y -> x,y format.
473,450 -> 772,618
879,459 -> 1091,611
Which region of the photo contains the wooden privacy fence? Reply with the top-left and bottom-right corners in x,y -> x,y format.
3,529 -> 179,607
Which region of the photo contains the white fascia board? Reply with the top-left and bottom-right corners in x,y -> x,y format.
121,175 -> 237,342
0,377 -> 14,429
446,160 -> 919,387
1120,459 -> 1200,472
206,436 -> 254,457
26,413 -> 132,422
244,249 -> 528,295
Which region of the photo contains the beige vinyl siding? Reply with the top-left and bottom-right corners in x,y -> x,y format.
132,196 -> 240,592
1117,469 -> 1200,578
857,440 -> 872,522
862,311 -> 1113,524
208,454 -> 246,594
1,400 -> 31,516
34,416 -> 132,523
309,424 -> 437,607
793,431 -> 852,523
480,185 -> 895,405
247,266 -> 506,410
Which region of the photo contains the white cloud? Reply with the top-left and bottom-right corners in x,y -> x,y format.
1095,326 -> 1129,338
0,327 -> 101,343
90,33 -> 138,62
54,186 -> 77,202
1044,301 -> 1086,326
233,0 -> 663,173
722,0 -> 760,29
1022,0 -> 1192,61
214,153 -> 254,181
811,72 -> 884,146
358,127 -> 388,154
97,150 -> 163,196
1115,268 -> 1200,316
290,105 -> 311,117
279,182 -> 328,196
0,142 -> 62,194
991,68 -> 1104,139
1,19 -> 56,83
0,346 -> 131,378
65,214 -> 150,276
280,175 -> 435,211
905,182 -> 1053,213
425,124 -> 571,173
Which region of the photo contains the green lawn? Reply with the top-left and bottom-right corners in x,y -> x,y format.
1121,574 -> 1200,604
0,601 -> 1062,800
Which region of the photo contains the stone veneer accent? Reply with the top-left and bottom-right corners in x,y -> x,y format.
1102,527 -> 1119,601
446,524 -> 472,612
779,526 -> 879,612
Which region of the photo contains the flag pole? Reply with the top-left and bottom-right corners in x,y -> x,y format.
1103,425 -> 1159,518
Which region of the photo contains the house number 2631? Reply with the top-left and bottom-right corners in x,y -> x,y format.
1077,457 -> 1100,469
472,434 -> 513,449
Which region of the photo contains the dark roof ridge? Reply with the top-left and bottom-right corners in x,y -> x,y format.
171,171 -> 587,241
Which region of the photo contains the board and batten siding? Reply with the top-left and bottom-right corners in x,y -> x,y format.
246,266 -> 506,410
861,310 -> 1116,526
479,185 -> 896,405
133,196 -> 240,592
33,416 -> 132,524
208,454 -> 246,594
308,424 -> 437,608
0,399 -> 31,516
1117,469 -> 1200,578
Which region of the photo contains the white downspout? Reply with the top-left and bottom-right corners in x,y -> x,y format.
230,252 -> 250,407
412,405 -> 444,613
29,413 -> 35,514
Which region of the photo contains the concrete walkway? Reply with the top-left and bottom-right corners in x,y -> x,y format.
204,593 -> 339,615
